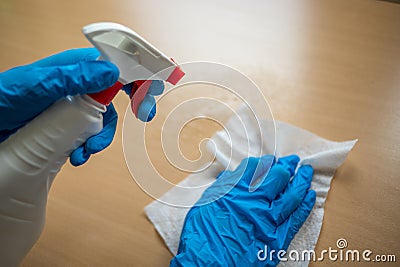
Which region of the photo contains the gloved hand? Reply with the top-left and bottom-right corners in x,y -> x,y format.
0,48 -> 164,166
170,155 -> 316,267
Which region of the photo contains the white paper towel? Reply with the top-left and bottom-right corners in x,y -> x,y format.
145,106 -> 357,266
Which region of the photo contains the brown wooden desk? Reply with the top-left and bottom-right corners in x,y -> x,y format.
1,0 -> 399,266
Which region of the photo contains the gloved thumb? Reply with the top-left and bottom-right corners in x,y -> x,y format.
36,60 -> 120,99
0,60 -> 118,136
1,60 -> 120,103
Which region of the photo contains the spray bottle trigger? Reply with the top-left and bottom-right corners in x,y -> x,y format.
130,80 -> 152,118
88,81 -> 124,106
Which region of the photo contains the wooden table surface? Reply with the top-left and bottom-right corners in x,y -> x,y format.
1,0 -> 399,266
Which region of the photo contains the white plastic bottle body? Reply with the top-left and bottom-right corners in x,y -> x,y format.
0,95 -> 105,267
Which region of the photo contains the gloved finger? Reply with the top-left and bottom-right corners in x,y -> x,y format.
69,104 -> 117,166
34,60 -> 119,99
240,155 -> 274,185
268,165 -> 314,226
137,94 -> 156,122
208,155 -> 273,195
31,48 -> 100,67
256,155 -> 300,200
276,154 -> 300,177
147,80 -> 164,96
84,103 -> 118,154
122,80 -> 164,96
276,190 -> 316,250
69,145 -> 91,166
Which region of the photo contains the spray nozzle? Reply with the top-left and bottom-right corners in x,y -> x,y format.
82,22 -> 185,116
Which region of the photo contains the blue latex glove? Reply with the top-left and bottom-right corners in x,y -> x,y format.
0,48 -> 164,166
122,79 -> 165,122
170,155 -> 316,267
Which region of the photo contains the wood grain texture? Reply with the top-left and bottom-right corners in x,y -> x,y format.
1,0 -> 399,266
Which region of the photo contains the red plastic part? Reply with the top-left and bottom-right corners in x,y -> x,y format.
166,58 -> 185,85
88,81 -> 124,105
130,80 -> 152,118
130,61 -> 184,118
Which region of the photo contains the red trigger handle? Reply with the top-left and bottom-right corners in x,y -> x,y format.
130,80 -> 152,118
88,81 -> 124,106
88,80 -> 151,119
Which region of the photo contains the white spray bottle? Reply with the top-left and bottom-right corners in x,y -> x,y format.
0,22 -> 184,266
